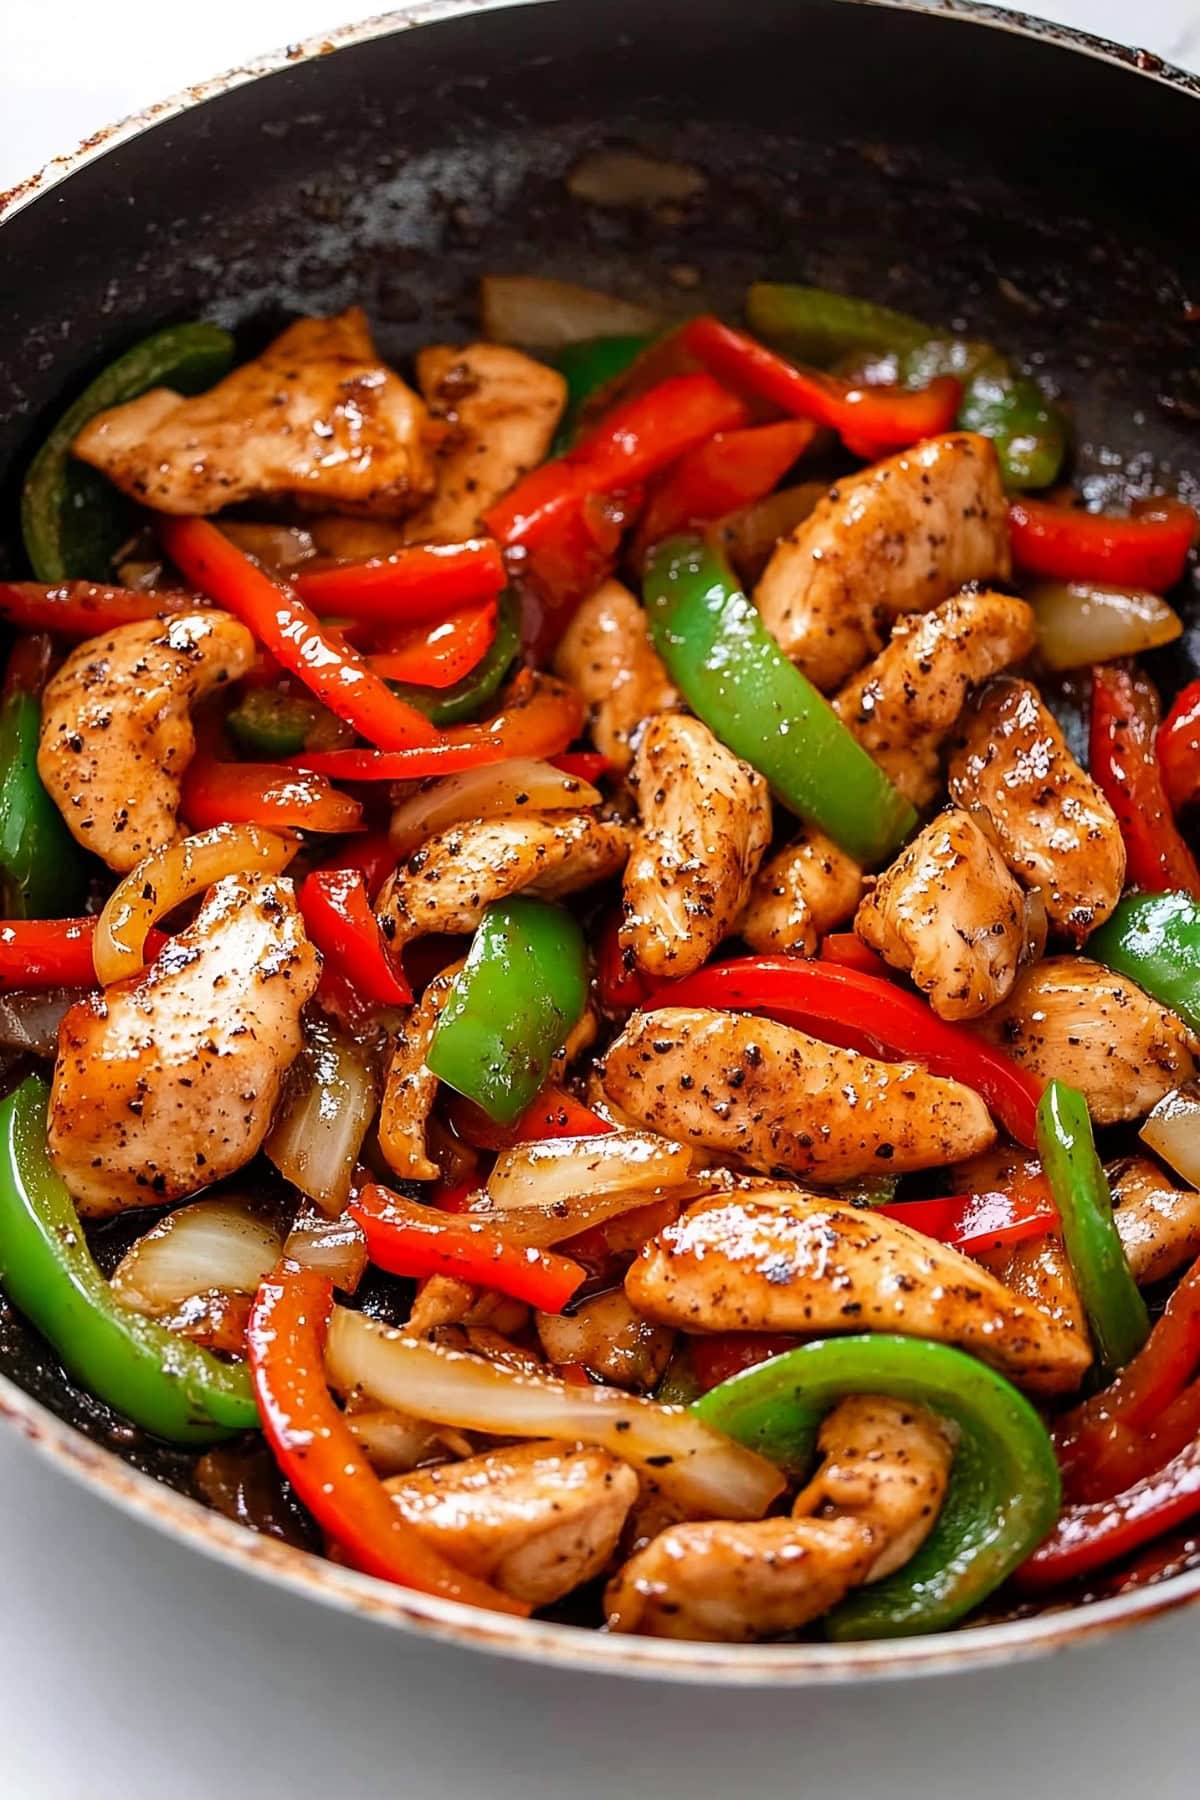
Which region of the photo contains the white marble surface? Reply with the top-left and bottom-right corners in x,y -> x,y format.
3,3 -> 1200,1796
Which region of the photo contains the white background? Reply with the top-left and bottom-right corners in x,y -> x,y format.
3,3 -> 1200,1795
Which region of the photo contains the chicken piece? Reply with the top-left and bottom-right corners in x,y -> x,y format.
974,957 -> 1196,1125
536,1290 -> 674,1391
49,874 -> 318,1215
72,309 -> 435,517
37,610 -> 254,872
378,962 -> 462,1184
1109,1156 -> 1200,1285
855,807 -> 1046,1021
754,433 -> 1010,691
386,1443 -> 637,1609
832,591 -> 1036,807
739,824 -> 863,957
629,1188 -> 1091,1393
793,1396 -> 955,1582
974,1234 -> 1088,1339
606,1512 -> 875,1641
375,812 -> 629,950
404,343 -> 566,541
600,1006 -> 995,1184
553,580 -> 679,773
948,678 -> 1124,940
620,716 -> 771,980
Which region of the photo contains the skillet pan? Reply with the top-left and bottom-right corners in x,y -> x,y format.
1,0 -> 1198,1683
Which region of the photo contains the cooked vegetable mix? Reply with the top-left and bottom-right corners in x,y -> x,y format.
3,258 -> 1200,1645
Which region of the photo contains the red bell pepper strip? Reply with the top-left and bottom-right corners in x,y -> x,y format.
0,580 -> 202,638
247,1260 -> 526,1611
1017,1434 -> 1200,1591
1089,663 -> 1200,897
300,869 -> 412,1006
653,955 -> 1043,1148
560,1194 -> 685,1283
877,1187 -> 1058,1257
631,419 -> 817,562
484,373 -> 748,551
690,1333 -> 805,1396
1158,678 -> 1200,814
1009,495 -> 1198,590
314,829 -> 397,900
552,752 -> 611,783
366,601 -> 497,688
517,486 -> 642,658
289,672 -> 584,781
818,933 -> 891,978
293,539 -> 505,622
159,517 -> 438,751
0,918 -> 168,989
594,912 -> 660,1012
679,315 -> 962,458
447,1084 -> 613,1152
180,750 -> 363,835
349,1181 -> 585,1311
1055,1256 -> 1200,1502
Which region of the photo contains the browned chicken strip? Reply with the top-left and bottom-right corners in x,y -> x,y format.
832,590 -> 1036,808
740,824 -> 863,957
553,580 -> 679,773
404,342 -> 566,541
37,610 -> 254,872
973,957 -> 1197,1125
793,1395 -> 955,1582
49,874 -> 319,1215
600,1006 -> 995,1183
605,1512 -> 876,1641
754,433 -> 1010,691
948,678 -> 1125,939
621,716 -> 771,979
855,807 -> 1046,1020
974,1234 -> 1088,1339
536,1290 -> 675,1392
387,1443 -> 637,1608
71,309 -> 435,516
378,961 -> 463,1183
1109,1155 -> 1200,1285
375,812 -> 629,949
626,1189 -> 1091,1393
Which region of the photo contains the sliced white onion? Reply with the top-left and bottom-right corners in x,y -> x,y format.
389,758 -> 601,859
0,987 -> 85,1058
480,275 -> 661,349
326,1308 -> 783,1518
111,1198 -> 282,1315
265,1018 -> 379,1216
715,482 -> 828,584
1030,581 -> 1183,671
217,521 -> 316,574
566,150 -> 705,210
488,1130 -> 691,1214
344,1403 -> 473,1476
1140,1083 -> 1200,1190
283,1199 -> 369,1293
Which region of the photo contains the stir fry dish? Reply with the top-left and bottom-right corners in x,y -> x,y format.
5,267 -> 1200,1645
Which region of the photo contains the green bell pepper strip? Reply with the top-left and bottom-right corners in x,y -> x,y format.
225,687 -> 327,758
0,683 -> 87,919
390,588 -> 521,728
427,897 -> 588,1125
1036,1079 -> 1150,1376
642,535 -> 916,864
1087,890 -> 1200,1037
22,321 -> 236,583
551,334 -> 657,453
746,283 -> 1066,490
693,1334 -> 1061,1639
0,1078 -> 257,1442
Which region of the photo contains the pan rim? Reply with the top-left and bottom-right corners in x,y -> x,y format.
2,0 -> 1200,1684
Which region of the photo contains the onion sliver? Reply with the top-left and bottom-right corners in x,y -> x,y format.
326,1308 -> 785,1518
94,823 -> 295,986
454,1181 -> 697,1249
389,758 -> 601,858
266,1017 -> 379,1216
111,1198 -> 282,1314
487,1130 -> 692,1216
1030,581 -> 1182,671
283,1198 -> 369,1293
480,275 -> 660,349
1140,1083 -> 1200,1190
345,1403 -> 472,1476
